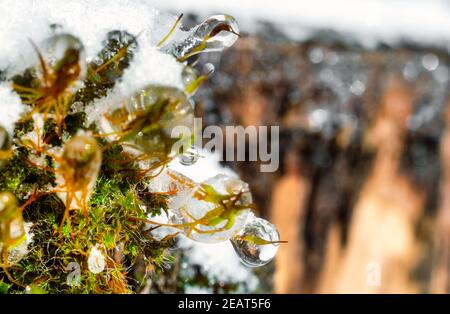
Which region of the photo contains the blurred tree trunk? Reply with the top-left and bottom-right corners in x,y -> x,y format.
271,151 -> 309,293
319,77 -> 423,293
430,101 -> 450,293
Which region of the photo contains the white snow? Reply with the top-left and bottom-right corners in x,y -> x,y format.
91,48 -> 184,120
87,47 -> 185,125
153,0 -> 450,48
0,0 -> 185,75
0,83 -> 25,135
178,235 -> 258,291
0,0 -> 258,289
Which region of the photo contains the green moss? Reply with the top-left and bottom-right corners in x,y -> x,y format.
0,30 -> 177,293
0,280 -> 10,294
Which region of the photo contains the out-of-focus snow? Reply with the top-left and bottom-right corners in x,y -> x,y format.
0,83 -> 25,135
154,0 -> 450,48
178,235 -> 259,291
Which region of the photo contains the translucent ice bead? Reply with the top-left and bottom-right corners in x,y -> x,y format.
178,146 -> 200,166
61,134 -> 102,189
163,14 -> 239,61
182,63 -> 215,96
169,174 -> 252,243
231,216 -> 281,267
0,192 -> 26,250
57,133 -> 102,211
0,126 -> 11,169
40,33 -> 87,84
100,85 -> 194,157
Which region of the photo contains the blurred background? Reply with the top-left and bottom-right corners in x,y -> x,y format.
153,0 -> 450,293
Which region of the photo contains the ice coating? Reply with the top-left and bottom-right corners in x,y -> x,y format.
0,0 -> 187,75
169,174 -> 252,243
87,48 -> 185,126
55,133 -> 102,211
0,192 -> 27,266
39,33 -> 87,84
231,215 -> 281,267
0,126 -> 11,169
98,85 -> 194,157
178,146 -> 200,166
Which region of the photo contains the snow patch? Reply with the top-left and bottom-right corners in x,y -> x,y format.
0,83 -> 25,135
0,0 -> 185,74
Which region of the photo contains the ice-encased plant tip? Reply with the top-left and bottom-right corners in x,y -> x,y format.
0,0 -> 282,293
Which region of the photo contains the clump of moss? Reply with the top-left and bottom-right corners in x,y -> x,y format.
0,30 -> 175,294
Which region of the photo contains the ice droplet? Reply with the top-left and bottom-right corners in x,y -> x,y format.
164,14 -> 239,60
61,134 -> 102,191
100,85 -> 194,157
40,33 -> 87,83
0,126 -> 11,169
95,30 -> 138,84
182,66 -> 198,89
57,133 -> 101,210
178,146 -> 200,166
0,192 -> 25,242
231,216 -> 281,267
169,174 -> 252,243
422,53 -> 439,72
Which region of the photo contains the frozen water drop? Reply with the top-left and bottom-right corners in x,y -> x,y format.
179,146 -> 200,166
57,134 -> 101,210
182,66 -> 198,88
40,33 -> 87,82
0,192 -> 26,250
94,30 -> 138,83
231,216 -> 281,267
309,47 -> 324,64
0,126 -> 11,169
164,14 -> 239,60
169,174 -> 252,243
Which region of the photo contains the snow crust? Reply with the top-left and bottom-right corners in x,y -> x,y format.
178,236 -> 259,291
0,0 -> 184,74
0,83 -> 25,135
